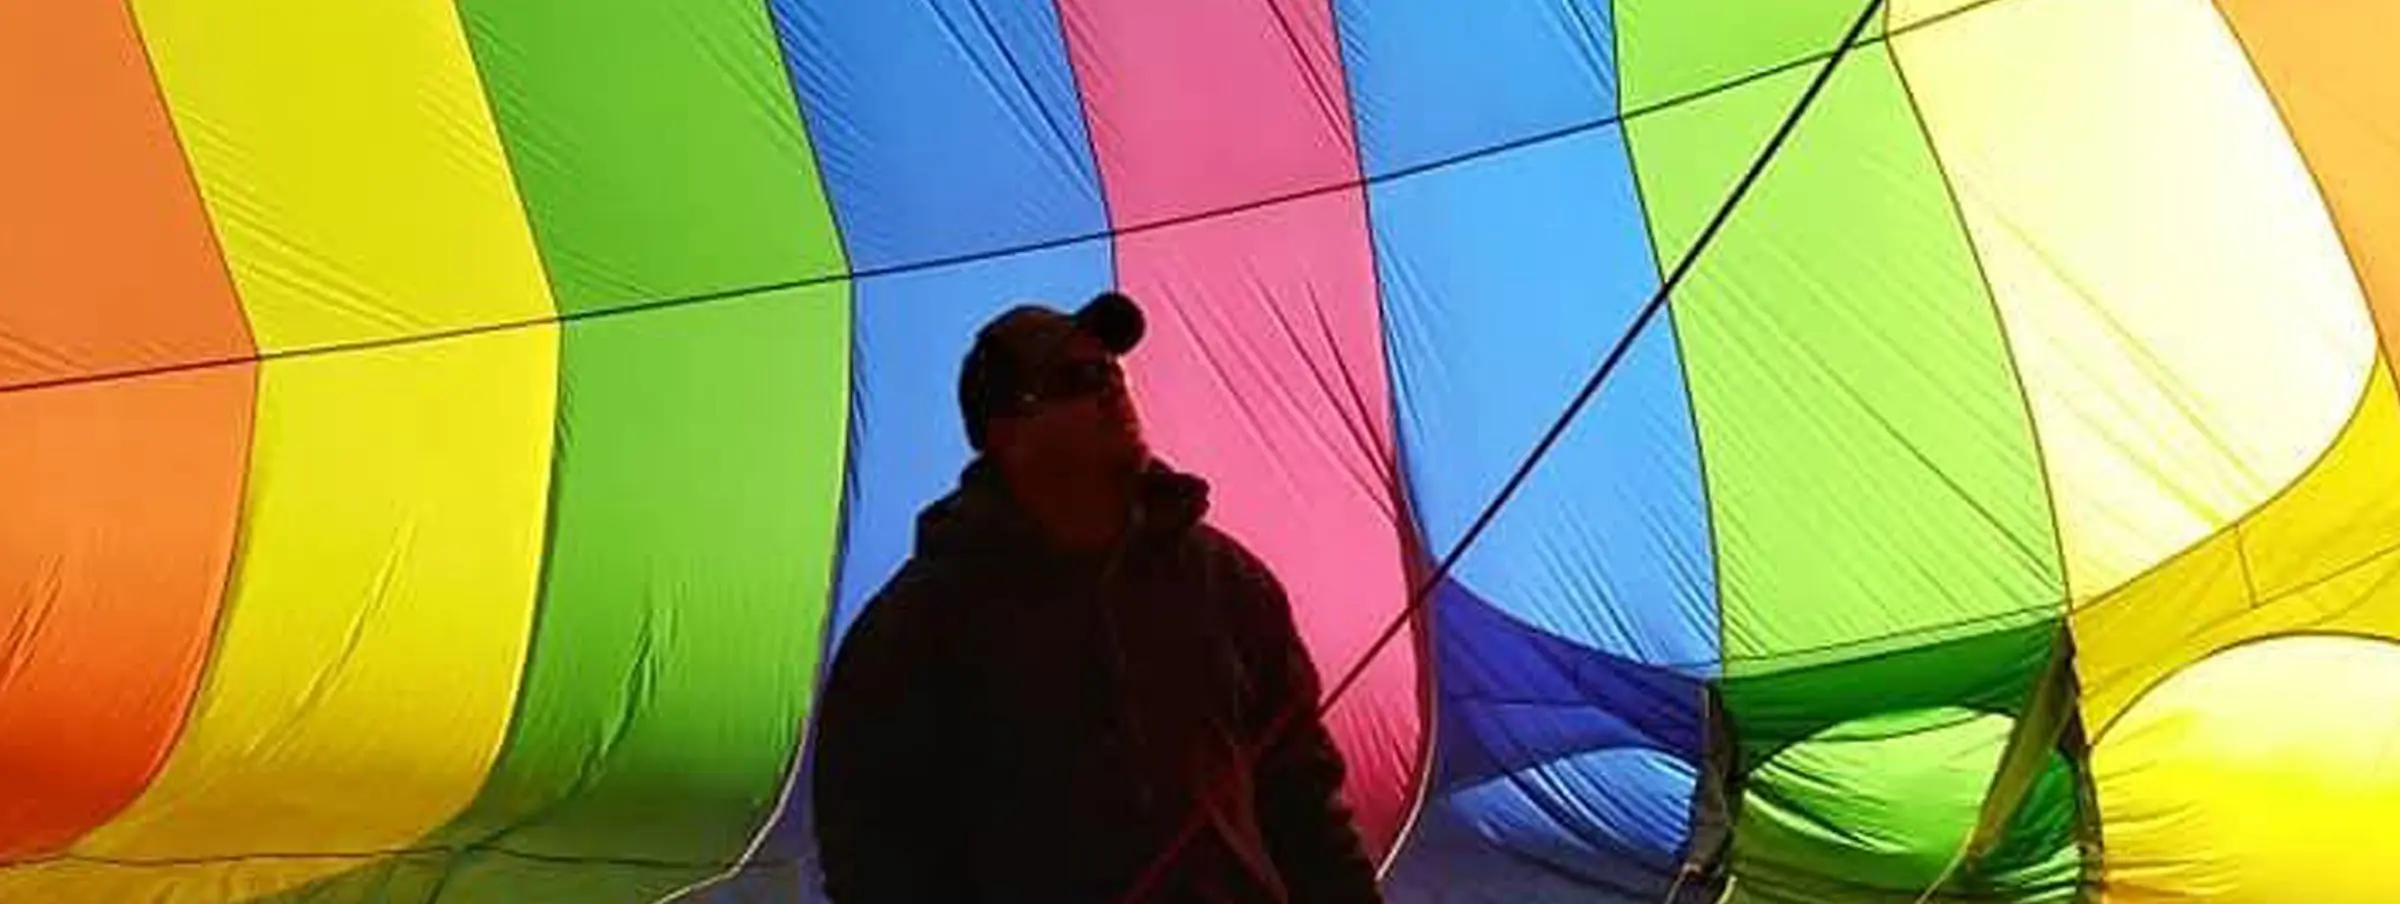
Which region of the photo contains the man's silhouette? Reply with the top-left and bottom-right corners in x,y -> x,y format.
812,291 -> 1384,903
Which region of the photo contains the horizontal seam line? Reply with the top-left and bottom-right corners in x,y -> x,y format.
0,0 -> 2001,399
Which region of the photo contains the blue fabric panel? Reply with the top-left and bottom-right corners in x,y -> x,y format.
1333,0 -> 1720,895
1339,0 -> 1623,177
1360,129 -> 1714,670
773,0 -> 1108,271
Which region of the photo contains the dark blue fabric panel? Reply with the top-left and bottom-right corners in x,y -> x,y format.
1385,750 -> 1694,904
1429,580 -> 1704,789
1381,579 -> 1704,904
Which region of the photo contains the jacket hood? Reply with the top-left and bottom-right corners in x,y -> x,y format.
912,456 -> 1211,563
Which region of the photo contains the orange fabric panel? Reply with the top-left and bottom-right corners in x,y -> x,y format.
2216,0 -> 2400,357
0,371 -> 254,859
0,2 -> 256,858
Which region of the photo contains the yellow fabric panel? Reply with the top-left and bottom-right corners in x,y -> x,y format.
1888,0 -> 2378,600
2267,546 -> 2400,641
2065,532 -> 2249,734
2072,358 -> 2400,735
2091,634 -> 2400,903
2238,373 -> 2400,600
127,0 -> 554,350
0,2 -> 563,900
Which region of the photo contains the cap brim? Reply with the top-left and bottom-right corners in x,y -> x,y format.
1073,290 -> 1145,355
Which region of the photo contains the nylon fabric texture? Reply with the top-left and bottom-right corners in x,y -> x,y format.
4,0 -> 2396,902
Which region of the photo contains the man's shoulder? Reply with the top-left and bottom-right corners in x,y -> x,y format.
851,554 -> 974,639
1174,521 -> 1287,603
1176,519 -> 1253,565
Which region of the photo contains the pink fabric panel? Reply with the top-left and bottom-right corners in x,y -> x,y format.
1059,0 -> 1425,858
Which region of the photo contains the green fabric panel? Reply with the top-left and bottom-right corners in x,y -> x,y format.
1722,621 -> 2057,762
1612,0 -> 1883,112
1619,44 -> 2061,670
269,1 -> 848,901
1726,709 -> 2083,903
464,0 -> 848,303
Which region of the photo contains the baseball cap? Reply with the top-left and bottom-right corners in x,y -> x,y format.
958,290 -> 1146,450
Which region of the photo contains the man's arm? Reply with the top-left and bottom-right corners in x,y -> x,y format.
1231,552 -> 1386,904
813,574 -> 959,903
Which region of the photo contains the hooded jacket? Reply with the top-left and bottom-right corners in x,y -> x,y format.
812,458 -> 1384,904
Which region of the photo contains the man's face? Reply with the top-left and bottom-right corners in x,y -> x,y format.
992,333 -> 1148,476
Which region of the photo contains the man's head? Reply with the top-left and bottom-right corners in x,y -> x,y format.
959,291 -> 1150,480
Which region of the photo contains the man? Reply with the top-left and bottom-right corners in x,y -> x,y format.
812,291 -> 1384,903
